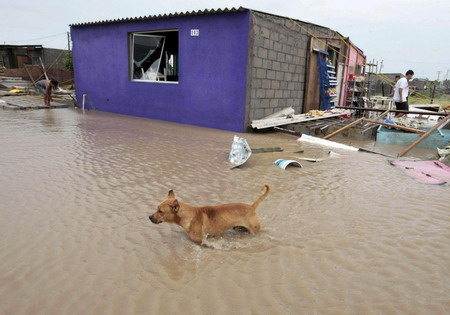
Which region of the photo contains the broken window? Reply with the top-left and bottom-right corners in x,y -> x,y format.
130,30 -> 178,83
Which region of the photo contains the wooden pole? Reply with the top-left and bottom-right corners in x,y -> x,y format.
324,117 -> 365,139
364,119 -> 426,134
39,57 -> 49,80
335,106 -> 448,116
23,64 -> 37,88
364,110 -> 389,126
398,115 -> 450,157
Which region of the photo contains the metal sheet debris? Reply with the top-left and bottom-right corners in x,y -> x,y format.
274,159 -> 303,169
251,108 -> 350,130
228,136 -> 252,167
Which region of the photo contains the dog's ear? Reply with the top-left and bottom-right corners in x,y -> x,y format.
168,189 -> 175,199
172,199 -> 180,213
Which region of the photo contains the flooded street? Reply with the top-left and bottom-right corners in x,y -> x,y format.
1,108 -> 449,314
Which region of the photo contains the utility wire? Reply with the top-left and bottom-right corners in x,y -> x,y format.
3,32 -> 66,44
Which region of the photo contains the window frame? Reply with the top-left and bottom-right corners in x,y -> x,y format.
129,29 -> 179,84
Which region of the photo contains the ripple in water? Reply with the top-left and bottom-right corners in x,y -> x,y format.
0,108 -> 449,314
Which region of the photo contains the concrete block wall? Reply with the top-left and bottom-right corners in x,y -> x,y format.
245,11 -> 335,130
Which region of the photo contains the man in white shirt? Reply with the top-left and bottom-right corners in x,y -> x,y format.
393,70 -> 414,117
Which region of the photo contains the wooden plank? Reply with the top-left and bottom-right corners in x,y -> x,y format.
323,117 -> 365,139
303,40 -> 320,113
364,119 -> 426,134
398,115 -> 450,157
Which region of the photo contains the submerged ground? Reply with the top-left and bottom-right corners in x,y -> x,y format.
0,108 -> 449,314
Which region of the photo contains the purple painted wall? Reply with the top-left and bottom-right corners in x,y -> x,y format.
71,10 -> 250,132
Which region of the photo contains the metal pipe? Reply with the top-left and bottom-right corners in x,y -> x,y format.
82,94 -> 87,111
335,106 -> 448,116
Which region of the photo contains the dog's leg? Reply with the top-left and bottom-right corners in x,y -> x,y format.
188,213 -> 205,244
188,232 -> 203,244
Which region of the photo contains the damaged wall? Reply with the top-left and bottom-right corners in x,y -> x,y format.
245,11 -> 335,130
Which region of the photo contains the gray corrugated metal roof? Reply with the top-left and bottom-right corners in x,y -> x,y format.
70,7 -> 247,27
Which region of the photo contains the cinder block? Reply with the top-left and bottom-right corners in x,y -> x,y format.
254,108 -> 265,119
256,68 -> 266,79
262,79 -> 271,89
253,79 -> 262,89
288,82 -> 295,90
287,36 -> 295,46
253,57 -> 263,68
282,44 -> 291,53
265,89 -> 275,98
256,89 -> 266,98
251,99 -> 260,107
280,81 -> 288,89
267,70 -> 276,80
277,52 -> 286,62
285,73 -> 292,81
286,54 -> 293,63
270,32 -> 279,41
272,61 -> 281,71
299,75 -> 305,83
281,63 -> 289,72
260,27 -> 270,38
261,99 -> 270,108
278,99 -> 287,107
264,108 -> 274,116
275,90 -> 283,98
258,47 -> 268,59
283,90 -> 291,98
268,50 -> 277,61
289,64 -> 296,73
262,59 -> 272,69
276,71 -> 284,80
274,42 -> 282,52
271,80 -> 280,89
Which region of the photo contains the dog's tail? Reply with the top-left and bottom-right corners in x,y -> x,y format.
252,183 -> 270,209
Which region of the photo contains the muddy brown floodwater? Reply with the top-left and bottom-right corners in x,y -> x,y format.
0,108 -> 449,314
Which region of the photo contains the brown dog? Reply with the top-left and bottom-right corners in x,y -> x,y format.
149,184 -> 270,244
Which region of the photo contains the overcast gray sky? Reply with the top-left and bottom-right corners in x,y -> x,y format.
1,0 -> 449,80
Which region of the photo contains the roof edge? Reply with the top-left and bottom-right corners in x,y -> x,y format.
70,7 -> 247,27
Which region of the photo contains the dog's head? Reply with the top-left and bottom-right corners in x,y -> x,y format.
149,189 -> 180,224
